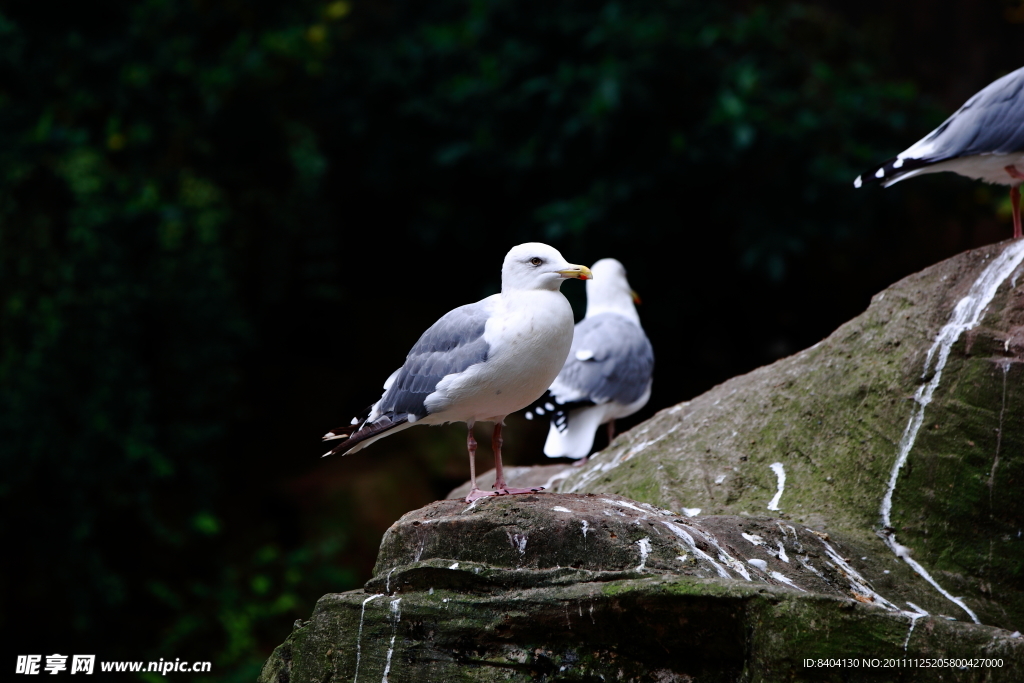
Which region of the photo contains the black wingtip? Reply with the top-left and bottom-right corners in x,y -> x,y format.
322,413 -> 408,457
855,156 -> 934,189
854,157 -> 895,188
322,404 -> 375,443
521,390 -> 596,434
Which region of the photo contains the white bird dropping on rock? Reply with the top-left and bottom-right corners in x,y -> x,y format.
321,243 -> 592,502
767,462 -> 786,511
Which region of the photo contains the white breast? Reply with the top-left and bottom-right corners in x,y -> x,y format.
424,290 -> 574,423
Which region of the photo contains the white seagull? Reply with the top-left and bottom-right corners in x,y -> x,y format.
524,258 -> 654,461
854,65 -> 1024,239
322,243 -> 592,502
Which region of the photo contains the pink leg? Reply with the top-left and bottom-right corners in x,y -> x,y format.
465,421 -> 546,502
467,426 -> 478,489
465,423 -> 490,503
492,422 -> 545,496
1004,166 -> 1024,239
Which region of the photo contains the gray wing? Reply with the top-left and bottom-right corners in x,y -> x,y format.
552,313 -> 653,405
912,66 -> 1024,161
378,301 -> 492,419
856,66 -> 1024,187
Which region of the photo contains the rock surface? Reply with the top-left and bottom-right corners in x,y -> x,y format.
446,464 -> 574,501
262,495 -> 1023,682
553,239 -> 1024,630
261,240 -> 1024,681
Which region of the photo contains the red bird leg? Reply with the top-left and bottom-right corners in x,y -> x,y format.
467,426 -> 478,488
1004,166 -> 1024,239
492,422 -> 544,495
607,420 -> 616,445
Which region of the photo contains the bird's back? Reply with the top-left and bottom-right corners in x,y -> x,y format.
910,66 -> 1024,162
550,313 -> 654,406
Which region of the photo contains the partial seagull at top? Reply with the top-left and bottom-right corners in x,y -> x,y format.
524,258 -> 653,462
322,243 -> 592,502
854,65 -> 1024,239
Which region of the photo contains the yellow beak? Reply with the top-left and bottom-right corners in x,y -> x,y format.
631,289 -> 642,305
556,264 -> 593,281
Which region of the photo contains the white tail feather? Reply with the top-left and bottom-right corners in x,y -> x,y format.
543,405 -> 606,459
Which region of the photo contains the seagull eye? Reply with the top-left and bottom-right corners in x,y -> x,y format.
530,257 -> 543,266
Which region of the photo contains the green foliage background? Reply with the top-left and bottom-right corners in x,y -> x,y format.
2,0 -> 1021,678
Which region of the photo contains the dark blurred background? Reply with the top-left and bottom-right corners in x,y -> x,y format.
2,0 -> 1023,678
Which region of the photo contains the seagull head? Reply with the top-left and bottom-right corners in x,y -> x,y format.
501,243 -> 592,292
584,258 -> 641,323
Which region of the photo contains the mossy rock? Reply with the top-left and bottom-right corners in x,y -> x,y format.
261,495 -> 1023,682
261,241 -> 1024,681
557,239 -> 1024,629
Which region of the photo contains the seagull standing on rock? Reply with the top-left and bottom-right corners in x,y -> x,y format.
524,258 -> 654,462
322,243 -> 592,502
854,64 -> 1024,239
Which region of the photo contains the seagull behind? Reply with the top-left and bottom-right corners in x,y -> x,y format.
524,258 -> 654,460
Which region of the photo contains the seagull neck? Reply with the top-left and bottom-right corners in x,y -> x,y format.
585,301 -> 641,325
498,288 -> 569,316
500,282 -> 563,295
500,276 -> 565,293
